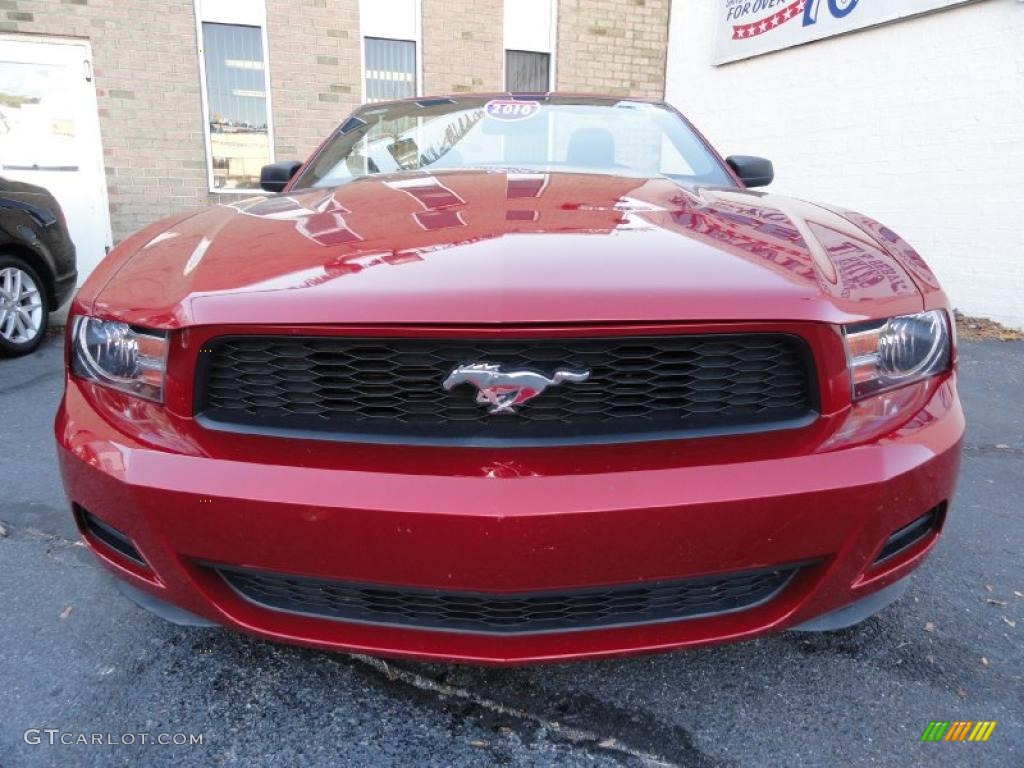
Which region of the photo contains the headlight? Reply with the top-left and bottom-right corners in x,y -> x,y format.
71,316 -> 168,402
844,310 -> 951,400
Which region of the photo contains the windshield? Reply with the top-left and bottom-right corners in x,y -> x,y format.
293,96 -> 735,189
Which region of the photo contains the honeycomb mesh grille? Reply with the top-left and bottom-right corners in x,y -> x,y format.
217,565 -> 801,634
196,333 -> 815,445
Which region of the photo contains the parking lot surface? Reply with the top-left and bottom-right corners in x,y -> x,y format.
1,336 -> 1021,767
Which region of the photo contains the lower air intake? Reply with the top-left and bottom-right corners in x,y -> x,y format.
215,563 -> 802,635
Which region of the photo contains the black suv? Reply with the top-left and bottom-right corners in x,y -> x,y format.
0,178 -> 77,356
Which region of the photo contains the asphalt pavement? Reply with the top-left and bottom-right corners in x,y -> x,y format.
1,336 -> 1021,767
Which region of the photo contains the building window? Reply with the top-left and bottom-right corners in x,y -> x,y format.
505,50 -> 551,92
199,21 -> 272,191
503,0 -> 556,90
364,38 -> 417,103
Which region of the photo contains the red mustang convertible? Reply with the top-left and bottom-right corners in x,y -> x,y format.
56,95 -> 963,663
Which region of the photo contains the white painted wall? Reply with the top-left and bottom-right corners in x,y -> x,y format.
196,0 -> 265,26
666,0 -> 1024,329
359,0 -> 418,41
503,0 -> 556,53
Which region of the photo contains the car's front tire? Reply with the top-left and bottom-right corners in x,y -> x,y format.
0,254 -> 49,357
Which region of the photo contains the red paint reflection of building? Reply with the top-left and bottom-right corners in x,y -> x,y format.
806,222 -> 913,300
214,168 -> 929,305
838,208 -> 942,290
234,171 -> 647,289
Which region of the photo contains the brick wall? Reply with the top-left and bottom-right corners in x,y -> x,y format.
3,0 -> 362,242
3,0 -> 208,242
420,0 -> 503,95
556,0 -> 670,99
265,0 -> 360,161
3,0 -> 676,251
666,0 -> 1024,330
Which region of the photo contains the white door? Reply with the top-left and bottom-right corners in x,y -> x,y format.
0,37 -> 113,294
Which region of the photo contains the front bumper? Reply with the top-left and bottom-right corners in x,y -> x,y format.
56,375 -> 963,664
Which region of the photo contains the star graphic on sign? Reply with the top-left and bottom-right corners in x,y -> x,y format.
758,21 -> 768,33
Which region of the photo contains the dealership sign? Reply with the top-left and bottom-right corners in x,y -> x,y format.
714,0 -> 980,64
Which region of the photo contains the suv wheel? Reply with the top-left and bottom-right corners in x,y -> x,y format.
0,255 -> 49,357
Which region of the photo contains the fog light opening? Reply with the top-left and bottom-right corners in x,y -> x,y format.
74,505 -> 147,567
873,502 -> 946,566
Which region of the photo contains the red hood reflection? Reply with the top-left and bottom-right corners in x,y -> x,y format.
87,169 -> 936,328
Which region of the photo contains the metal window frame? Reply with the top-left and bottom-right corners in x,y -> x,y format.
550,0 -> 558,91
362,37 -> 420,104
503,49 -> 553,93
359,0 -> 423,104
501,0 -> 558,92
193,0 -> 276,195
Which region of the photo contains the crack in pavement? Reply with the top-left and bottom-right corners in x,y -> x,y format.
7,525 -> 85,549
0,523 -> 92,569
963,443 -> 1024,458
348,654 -> 731,768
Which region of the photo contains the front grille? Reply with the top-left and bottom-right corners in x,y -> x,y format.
216,564 -> 802,635
195,333 -> 816,446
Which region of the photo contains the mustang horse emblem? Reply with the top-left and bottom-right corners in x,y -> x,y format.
442,363 -> 591,415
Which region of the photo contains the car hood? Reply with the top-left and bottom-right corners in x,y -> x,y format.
90,170 -> 933,328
